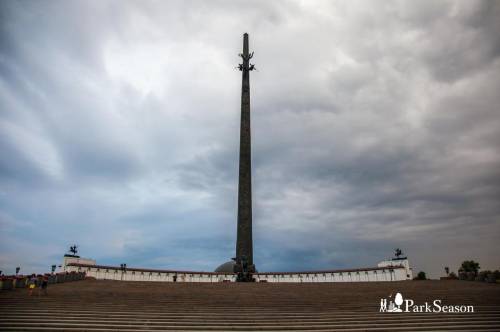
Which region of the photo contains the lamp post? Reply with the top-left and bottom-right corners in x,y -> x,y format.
51,265 -> 57,274
15,267 -> 20,276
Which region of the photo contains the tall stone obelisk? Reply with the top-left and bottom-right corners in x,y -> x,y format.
235,33 -> 256,280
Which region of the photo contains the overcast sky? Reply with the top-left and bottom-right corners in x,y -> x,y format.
1,0 -> 499,278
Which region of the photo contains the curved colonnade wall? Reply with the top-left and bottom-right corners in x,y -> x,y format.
63,257 -> 412,283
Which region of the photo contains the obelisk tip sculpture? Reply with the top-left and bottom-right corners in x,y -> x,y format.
235,33 -> 256,281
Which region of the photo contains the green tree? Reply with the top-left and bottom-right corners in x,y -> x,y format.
414,271 -> 427,280
460,260 -> 480,275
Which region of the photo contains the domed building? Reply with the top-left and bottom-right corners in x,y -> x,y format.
214,261 -> 236,273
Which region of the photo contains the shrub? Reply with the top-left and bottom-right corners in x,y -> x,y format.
476,270 -> 491,282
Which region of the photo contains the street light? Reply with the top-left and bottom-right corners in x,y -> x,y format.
51,265 -> 57,274
15,267 -> 20,276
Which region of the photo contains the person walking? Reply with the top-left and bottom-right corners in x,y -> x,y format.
39,275 -> 48,296
28,274 -> 37,296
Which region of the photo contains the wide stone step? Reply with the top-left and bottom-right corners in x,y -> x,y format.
2,327 -> 500,332
1,323 -> 500,331
2,312 -> 499,320
1,316 -> 499,326
3,309 -> 500,318
1,313 -> 498,317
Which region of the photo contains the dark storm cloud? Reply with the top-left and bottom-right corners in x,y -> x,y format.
1,0 -> 499,278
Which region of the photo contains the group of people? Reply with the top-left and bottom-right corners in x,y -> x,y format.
27,274 -> 49,296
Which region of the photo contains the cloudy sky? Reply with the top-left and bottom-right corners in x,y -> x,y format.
1,0 -> 499,278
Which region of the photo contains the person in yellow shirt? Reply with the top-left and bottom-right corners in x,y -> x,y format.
28,274 -> 37,296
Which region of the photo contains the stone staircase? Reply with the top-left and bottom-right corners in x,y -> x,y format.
1,279 -> 499,331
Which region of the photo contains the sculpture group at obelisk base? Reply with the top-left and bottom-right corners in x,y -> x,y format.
234,33 -> 256,282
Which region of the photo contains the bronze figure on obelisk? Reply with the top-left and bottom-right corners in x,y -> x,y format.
235,33 -> 256,281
